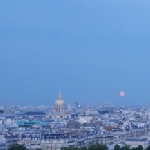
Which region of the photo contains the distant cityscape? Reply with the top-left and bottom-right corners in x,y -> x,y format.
0,92 -> 150,150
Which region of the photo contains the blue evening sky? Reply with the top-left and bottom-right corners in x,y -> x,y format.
0,1 -> 150,106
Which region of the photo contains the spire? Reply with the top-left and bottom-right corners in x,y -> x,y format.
58,91 -> 62,99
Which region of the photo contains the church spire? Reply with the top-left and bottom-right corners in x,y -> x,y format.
58,91 -> 62,99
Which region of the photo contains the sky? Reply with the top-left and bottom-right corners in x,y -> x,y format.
0,1 -> 150,106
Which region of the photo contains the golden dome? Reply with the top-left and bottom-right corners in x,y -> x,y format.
55,100 -> 65,105
55,92 -> 65,105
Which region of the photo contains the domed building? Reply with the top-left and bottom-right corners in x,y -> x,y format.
49,92 -> 71,119
54,92 -> 66,114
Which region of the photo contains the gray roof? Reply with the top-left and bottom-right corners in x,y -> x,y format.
126,137 -> 147,142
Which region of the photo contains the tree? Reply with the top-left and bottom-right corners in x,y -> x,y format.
114,144 -> 121,150
132,145 -> 143,150
98,144 -> 107,150
81,147 -> 87,150
8,145 -> 26,150
137,145 -> 143,150
61,148 -> 68,150
147,145 -> 150,150
121,145 -> 130,150
61,147 -> 78,150
89,144 -> 98,150
89,144 -> 107,150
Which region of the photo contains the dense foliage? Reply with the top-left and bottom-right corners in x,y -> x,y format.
8,143 -> 147,150
8,145 -> 26,150
62,144 -> 145,150
114,145 -> 143,150
61,144 -> 107,150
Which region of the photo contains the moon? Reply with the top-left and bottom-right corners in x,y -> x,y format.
120,91 -> 125,97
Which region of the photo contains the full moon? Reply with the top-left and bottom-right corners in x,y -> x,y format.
120,91 -> 125,97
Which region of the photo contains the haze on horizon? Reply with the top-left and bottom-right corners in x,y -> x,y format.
0,1 -> 150,106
